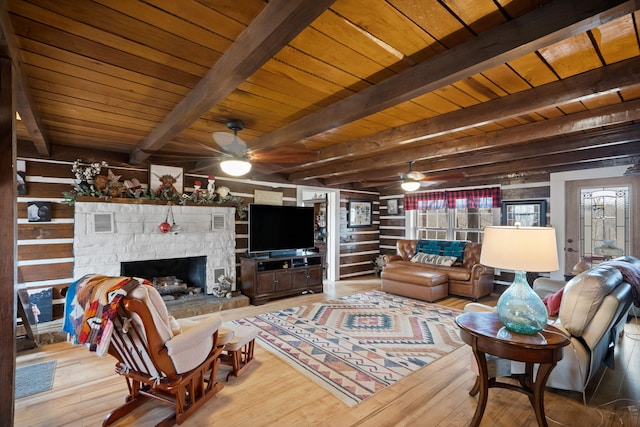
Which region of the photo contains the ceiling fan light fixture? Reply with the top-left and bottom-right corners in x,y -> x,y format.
401,179 -> 420,192
220,156 -> 252,176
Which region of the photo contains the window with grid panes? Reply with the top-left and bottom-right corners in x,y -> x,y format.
415,200 -> 495,243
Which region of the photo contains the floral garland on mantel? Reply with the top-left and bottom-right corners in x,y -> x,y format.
62,159 -> 246,218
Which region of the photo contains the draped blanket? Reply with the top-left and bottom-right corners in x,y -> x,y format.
601,260 -> 640,307
63,275 -> 141,353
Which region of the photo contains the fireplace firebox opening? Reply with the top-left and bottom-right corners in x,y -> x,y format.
121,256 -> 207,295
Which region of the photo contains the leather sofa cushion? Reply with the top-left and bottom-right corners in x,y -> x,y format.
559,265 -> 623,337
382,267 -> 447,287
386,260 -> 471,281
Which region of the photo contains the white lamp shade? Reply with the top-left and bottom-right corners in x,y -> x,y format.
220,158 -> 251,176
480,225 -> 559,272
401,180 -> 420,192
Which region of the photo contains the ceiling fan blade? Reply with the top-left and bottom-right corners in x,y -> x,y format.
212,132 -> 236,147
190,159 -> 219,173
213,132 -> 247,156
406,170 -> 426,181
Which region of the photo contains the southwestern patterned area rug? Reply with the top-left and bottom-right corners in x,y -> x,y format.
234,290 -> 464,406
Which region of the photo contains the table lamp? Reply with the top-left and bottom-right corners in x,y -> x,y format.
480,224 -> 559,335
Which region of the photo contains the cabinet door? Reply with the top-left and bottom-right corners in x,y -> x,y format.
307,266 -> 322,286
275,270 -> 292,292
256,272 -> 276,294
291,268 -> 309,290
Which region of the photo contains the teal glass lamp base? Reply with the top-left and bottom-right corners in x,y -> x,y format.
496,271 -> 548,335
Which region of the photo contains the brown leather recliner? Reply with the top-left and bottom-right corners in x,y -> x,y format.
382,239 -> 495,301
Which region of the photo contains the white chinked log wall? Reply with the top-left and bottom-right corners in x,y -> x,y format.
73,202 -> 236,293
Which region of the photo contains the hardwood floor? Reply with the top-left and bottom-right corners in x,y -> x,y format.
14,278 -> 640,426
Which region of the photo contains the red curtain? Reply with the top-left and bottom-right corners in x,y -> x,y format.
403,187 -> 501,210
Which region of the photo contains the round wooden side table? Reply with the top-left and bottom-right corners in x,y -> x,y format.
455,311 -> 570,427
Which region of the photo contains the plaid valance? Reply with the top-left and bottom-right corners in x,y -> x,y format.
403,187 -> 501,211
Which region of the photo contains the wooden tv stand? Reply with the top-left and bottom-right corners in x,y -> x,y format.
240,254 -> 323,305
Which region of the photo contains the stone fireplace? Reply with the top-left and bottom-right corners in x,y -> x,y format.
73,201 -> 237,296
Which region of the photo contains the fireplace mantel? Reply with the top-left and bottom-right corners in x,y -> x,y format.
73,195 -> 245,215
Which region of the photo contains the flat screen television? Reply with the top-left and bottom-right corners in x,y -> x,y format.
248,204 -> 315,255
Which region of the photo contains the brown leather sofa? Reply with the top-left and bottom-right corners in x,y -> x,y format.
381,239 -> 495,301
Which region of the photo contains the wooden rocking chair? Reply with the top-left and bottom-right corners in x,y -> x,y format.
71,277 -> 226,426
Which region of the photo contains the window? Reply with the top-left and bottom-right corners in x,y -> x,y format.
416,207 -> 494,242
407,188 -> 501,243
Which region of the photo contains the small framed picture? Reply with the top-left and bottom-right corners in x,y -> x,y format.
501,200 -> 547,227
387,199 -> 398,215
348,200 -> 372,228
27,201 -> 51,222
150,164 -> 183,195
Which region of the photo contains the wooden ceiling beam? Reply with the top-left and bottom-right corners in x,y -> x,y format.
348,125 -> 640,188
316,56 -> 640,164
129,0 -> 337,164
412,157 -> 634,191
451,142 -> 640,179
0,3 -> 50,156
296,98 -> 640,183
372,143 -> 638,192
249,0 -> 637,153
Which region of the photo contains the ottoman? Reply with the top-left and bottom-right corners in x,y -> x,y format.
381,267 -> 448,302
218,323 -> 258,381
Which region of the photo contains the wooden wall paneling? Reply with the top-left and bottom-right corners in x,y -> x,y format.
18,158 -> 71,177
16,181 -> 70,198
17,242 -> 73,260
17,262 -> 74,283
17,222 -> 74,240
340,252 -> 379,265
380,220 -> 406,231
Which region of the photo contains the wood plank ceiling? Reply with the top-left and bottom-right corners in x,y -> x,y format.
3,0 -> 640,191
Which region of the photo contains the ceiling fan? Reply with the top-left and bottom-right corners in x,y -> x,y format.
363,162 -> 465,191
213,119 -> 252,176
400,162 -> 425,191
144,119 -> 319,176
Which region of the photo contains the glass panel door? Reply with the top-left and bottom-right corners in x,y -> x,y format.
580,186 -> 629,264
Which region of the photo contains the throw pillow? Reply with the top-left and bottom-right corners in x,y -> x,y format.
411,252 -> 457,266
415,240 -> 468,264
542,287 -> 564,317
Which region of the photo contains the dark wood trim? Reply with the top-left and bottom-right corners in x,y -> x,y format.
0,55 -> 16,427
